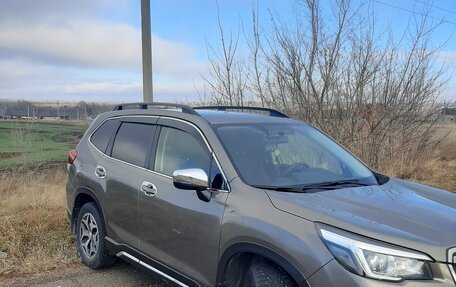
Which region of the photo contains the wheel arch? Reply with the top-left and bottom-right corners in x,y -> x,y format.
216,242 -> 308,286
72,187 -> 105,234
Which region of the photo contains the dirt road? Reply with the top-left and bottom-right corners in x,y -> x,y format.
0,262 -> 171,287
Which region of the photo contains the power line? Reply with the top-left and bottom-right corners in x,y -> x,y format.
372,0 -> 456,26
414,0 -> 456,16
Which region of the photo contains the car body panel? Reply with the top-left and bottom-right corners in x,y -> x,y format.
219,177 -> 333,280
139,172 -> 228,286
101,156 -> 146,250
266,178 -> 456,262
66,129 -> 104,222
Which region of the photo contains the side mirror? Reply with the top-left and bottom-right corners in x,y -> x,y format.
172,168 -> 211,202
173,168 -> 208,191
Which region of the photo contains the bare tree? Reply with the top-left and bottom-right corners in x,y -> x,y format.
203,0 -> 448,174
202,3 -> 248,106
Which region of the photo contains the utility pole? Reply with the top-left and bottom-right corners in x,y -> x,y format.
141,0 -> 153,102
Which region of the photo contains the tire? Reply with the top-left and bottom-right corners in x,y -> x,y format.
76,202 -> 117,269
244,258 -> 296,287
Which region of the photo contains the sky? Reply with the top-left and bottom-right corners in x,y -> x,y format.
0,0 -> 455,103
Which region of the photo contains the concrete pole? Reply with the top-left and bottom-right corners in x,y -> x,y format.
141,0 -> 153,102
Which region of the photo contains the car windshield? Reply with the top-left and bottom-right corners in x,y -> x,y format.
216,122 -> 378,189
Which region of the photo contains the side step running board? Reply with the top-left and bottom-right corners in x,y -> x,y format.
116,251 -> 189,287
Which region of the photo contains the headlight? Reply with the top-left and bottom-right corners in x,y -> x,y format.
317,225 -> 433,281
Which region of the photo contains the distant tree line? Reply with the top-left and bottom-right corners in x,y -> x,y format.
0,100 -> 113,120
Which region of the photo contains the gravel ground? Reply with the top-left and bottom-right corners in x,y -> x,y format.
0,262 -> 171,287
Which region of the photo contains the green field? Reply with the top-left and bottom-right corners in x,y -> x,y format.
0,121 -> 86,170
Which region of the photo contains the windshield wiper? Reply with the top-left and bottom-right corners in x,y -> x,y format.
253,180 -> 372,193
299,180 -> 371,191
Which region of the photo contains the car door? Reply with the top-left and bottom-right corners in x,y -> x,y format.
139,118 -> 229,286
100,117 -> 158,251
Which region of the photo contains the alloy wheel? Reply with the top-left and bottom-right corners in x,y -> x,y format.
79,213 -> 99,259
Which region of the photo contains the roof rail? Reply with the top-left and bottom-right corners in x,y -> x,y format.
112,102 -> 199,115
193,106 -> 288,118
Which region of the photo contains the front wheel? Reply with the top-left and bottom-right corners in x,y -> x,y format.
244,258 -> 296,287
76,202 -> 116,269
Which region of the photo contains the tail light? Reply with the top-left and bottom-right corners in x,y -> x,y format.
67,150 -> 78,171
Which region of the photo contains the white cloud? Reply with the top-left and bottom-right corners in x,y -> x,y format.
60,82 -> 142,95
0,79 -> 203,103
0,81 -> 141,101
0,0 -> 207,102
0,20 -> 140,69
0,20 -> 206,77
0,59 -> 52,80
0,0 -> 132,25
434,51 -> 456,66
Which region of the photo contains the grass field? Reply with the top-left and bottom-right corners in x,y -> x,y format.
0,121 -> 86,170
0,121 -> 86,279
0,169 -> 79,279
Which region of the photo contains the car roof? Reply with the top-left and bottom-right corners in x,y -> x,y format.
96,104 -> 299,129
99,108 -> 296,125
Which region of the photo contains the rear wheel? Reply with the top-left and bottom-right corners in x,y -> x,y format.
244,258 -> 296,287
76,202 -> 116,269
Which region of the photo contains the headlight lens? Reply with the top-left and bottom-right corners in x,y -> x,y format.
318,227 -> 433,281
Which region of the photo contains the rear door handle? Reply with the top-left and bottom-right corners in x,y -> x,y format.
95,165 -> 106,178
141,181 -> 157,197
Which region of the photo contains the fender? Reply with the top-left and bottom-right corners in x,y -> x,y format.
72,186 -> 106,233
216,242 -> 308,287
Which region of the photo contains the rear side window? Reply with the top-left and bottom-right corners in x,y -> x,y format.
111,122 -> 156,167
90,119 -> 118,153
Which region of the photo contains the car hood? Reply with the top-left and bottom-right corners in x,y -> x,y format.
266,178 -> 456,262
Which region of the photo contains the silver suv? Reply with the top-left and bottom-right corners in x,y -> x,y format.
66,103 -> 456,287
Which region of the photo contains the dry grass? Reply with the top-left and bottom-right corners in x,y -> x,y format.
382,123 -> 456,193
0,168 -> 78,279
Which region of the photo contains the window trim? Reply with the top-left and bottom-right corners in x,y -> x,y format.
88,115 -> 230,192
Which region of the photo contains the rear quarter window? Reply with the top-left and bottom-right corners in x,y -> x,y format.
111,122 -> 156,167
90,119 -> 118,153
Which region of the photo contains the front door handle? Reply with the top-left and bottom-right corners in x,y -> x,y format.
95,165 -> 106,178
141,181 -> 157,197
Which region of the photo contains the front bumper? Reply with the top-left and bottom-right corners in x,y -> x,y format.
307,259 -> 456,286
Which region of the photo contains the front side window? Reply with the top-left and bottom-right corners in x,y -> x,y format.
216,123 -> 377,188
111,122 -> 156,167
154,126 -> 225,189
